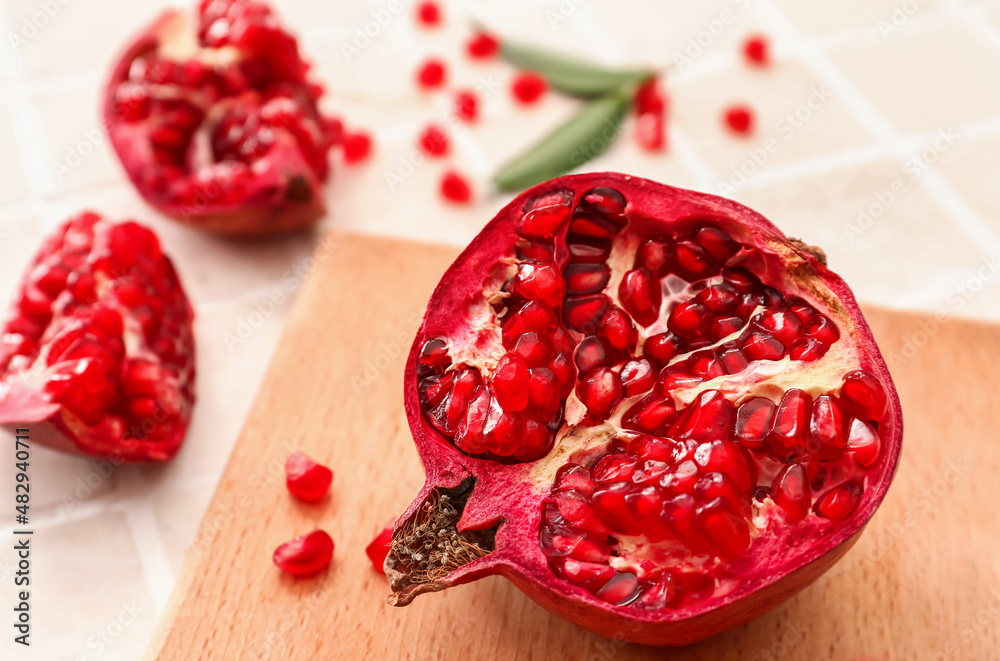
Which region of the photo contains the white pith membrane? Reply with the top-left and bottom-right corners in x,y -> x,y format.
106,2 -> 331,215
414,186 -> 889,611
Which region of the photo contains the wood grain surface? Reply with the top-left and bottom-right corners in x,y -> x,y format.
145,233 -> 1000,661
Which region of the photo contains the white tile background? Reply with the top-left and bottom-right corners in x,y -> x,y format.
1,0 -> 999,657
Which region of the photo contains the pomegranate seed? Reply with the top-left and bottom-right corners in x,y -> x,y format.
417,338 -> 451,376
655,364 -> 703,393
752,310 -> 804,347
717,342 -> 749,374
467,32 -> 499,59
767,389 -> 812,461
675,240 -> 718,279
724,105 -> 754,135
455,386 -> 490,454
492,353 -> 530,411
814,481 -> 862,520
743,35 -> 770,66
454,90 -> 478,122
670,391 -> 733,443
772,463 -> 810,520
285,452 -> 333,502
567,214 -> 622,241
621,358 -> 656,397
722,266 -> 760,293
595,571 -> 641,604
694,226 -> 740,263
597,308 -> 638,356
619,268 -> 662,327
513,332 -> 555,368
622,394 -> 677,434
273,530 -> 334,576
574,336 -> 608,373
527,368 -> 561,420
511,262 -> 566,308
789,337 -> 827,361
668,301 -> 712,339
839,370 -> 887,421
511,71 -> 548,105
634,577 -> 679,610
416,59 -> 447,89
786,296 -> 817,323
517,419 -> 554,461
562,295 -> 611,333
564,262 -> 611,296
688,350 -> 725,380
643,332 -> 685,365
483,396 -> 524,456
809,394 -> 847,460
576,367 -> 623,417
502,301 -> 558,347
415,1 -> 440,26
805,314 -> 840,345
846,418 -> 880,467
418,124 -> 449,157
342,131 -> 372,164
733,397 -> 775,452
636,237 -> 675,276
695,283 -> 739,314
555,464 -> 595,494
695,499 -> 750,560
366,524 -> 393,574
741,330 -> 785,361
519,204 -> 571,242
559,557 -> 616,590
440,170 -> 472,203
582,186 -> 627,216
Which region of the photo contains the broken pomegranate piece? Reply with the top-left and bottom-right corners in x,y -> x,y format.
103,0 -> 341,234
387,173 -> 902,645
0,212 -> 195,462
285,451 -> 333,502
273,529 -> 334,576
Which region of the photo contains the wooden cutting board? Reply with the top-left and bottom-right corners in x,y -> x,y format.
145,233 -> 1000,661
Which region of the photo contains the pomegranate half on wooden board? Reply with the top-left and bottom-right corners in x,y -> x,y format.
385,172 -> 902,645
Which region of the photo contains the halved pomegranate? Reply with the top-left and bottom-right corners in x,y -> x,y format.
103,0 -> 341,234
386,173 -> 902,645
0,212 -> 195,462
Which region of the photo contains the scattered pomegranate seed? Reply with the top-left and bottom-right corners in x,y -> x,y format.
415,1 -> 440,26
440,170 -> 472,203
743,35 -> 770,66
454,90 -> 479,122
342,131 -> 372,164
416,58 -> 447,89
724,105 -> 754,135
467,32 -> 499,59
418,125 -> 449,157
511,71 -> 548,105
285,452 -> 333,502
367,524 -> 394,574
634,78 -> 667,152
273,530 -> 334,576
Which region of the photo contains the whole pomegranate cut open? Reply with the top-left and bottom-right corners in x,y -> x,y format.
103,0 -> 341,234
386,173 -> 902,645
0,212 -> 195,462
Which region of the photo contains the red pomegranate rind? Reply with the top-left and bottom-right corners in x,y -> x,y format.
0,212 -> 195,461
103,0 -> 340,234
388,173 -> 902,646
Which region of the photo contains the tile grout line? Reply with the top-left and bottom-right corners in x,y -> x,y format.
123,499 -> 176,616
752,0 -> 1000,258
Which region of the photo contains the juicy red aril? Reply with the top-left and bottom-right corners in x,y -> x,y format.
467,32 -> 499,59
342,132 -> 373,164
724,105 -> 754,134
367,524 -> 393,574
417,59 -> 447,88
454,90 -> 479,122
400,174 -> 900,645
743,35 -> 770,66
416,1 -> 440,26
104,1 -> 341,234
440,171 -> 472,203
273,530 -> 334,576
840,370 -> 888,421
512,71 -> 548,104
285,452 -> 333,502
418,125 -> 449,156
0,213 -> 194,461
772,463 -> 810,520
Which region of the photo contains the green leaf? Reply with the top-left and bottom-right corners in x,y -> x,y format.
493,91 -> 631,193
501,39 -> 652,98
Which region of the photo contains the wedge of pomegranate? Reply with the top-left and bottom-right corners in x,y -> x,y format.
0,212 -> 195,462
386,173 -> 901,645
103,0 -> 341,234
